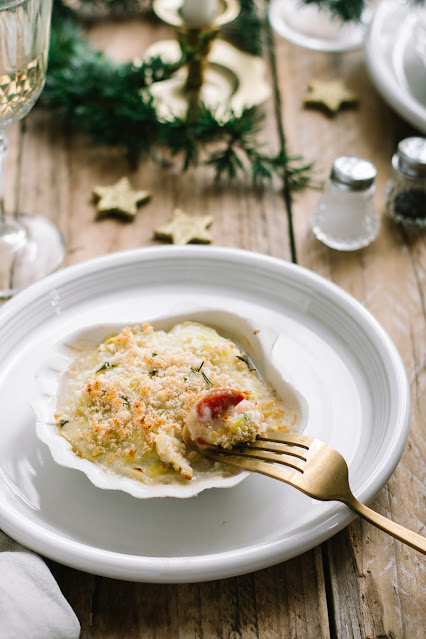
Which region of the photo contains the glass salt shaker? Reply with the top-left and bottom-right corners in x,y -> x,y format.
385,137 -> 426,228
312,156 -> 380,250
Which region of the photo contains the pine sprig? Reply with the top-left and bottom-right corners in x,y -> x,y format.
204,110 -> 314,187
44,0 -> 315,185
45,5 -> 183,163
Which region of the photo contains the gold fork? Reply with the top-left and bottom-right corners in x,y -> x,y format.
205,432 -> 426,554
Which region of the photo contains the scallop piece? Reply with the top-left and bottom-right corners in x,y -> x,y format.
183,387 -> 267,450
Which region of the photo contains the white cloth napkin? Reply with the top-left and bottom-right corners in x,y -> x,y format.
0,531 -> 81,639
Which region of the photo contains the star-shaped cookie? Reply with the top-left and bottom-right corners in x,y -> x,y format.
154,208 -> 213,245
303,79 -> 358,115
93,177 -> 151,220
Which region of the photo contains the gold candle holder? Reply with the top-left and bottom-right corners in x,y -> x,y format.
148,0 -> 270,121
176,25 -> 219,92
153,0 -> 240,91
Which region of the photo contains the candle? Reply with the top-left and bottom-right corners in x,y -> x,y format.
181,0 -> 218,26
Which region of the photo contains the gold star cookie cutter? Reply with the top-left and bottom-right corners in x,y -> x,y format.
154,208 -> 213,245
303,79 -> 359,116
93,177 -> 151,220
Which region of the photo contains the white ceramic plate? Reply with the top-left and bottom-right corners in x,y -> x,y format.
0,246 -> 410,583
365,0 -> 426,134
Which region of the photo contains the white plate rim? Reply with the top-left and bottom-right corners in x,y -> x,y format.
364,0 -> 426,134
0,246 -> 411,582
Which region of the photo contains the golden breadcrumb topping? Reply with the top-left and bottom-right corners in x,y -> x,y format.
55,321 -> 296,485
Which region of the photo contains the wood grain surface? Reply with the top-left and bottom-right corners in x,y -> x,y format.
1,7 -> 425,638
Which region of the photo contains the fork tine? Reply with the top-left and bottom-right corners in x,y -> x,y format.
213,447 -> 306,472
256,432 -> 314,448
205,452 -> 299,485
245,440 -> 307,460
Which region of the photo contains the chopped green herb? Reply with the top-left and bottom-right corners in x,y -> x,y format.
191,360 -> 212,386
121,396 -> 130,407
201,371 -> 213,387
236,354 -> 256,371
59,419 -> 69,428
241,412 -> 249,420
149,368 -> 158,377
152,352 -> 158,357
191,361 -> 205,374
96,361 -> 117,373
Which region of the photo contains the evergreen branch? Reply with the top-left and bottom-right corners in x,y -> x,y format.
206,137 -> 315,188
203,109 -> 315,187
44,0 -> 316,186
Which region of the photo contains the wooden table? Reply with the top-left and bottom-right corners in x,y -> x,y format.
3,8 -> 425,638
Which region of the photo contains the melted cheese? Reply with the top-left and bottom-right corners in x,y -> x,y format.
55,321 -> 296,485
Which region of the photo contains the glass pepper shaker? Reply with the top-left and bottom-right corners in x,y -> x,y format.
385,137 -> 426,228
312,156 -> 380,250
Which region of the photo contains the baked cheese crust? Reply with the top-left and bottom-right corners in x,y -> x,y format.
55,321 -> 297,486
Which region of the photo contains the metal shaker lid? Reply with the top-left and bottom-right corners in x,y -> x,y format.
330,156 -> 377,190
392,137 -> 426,178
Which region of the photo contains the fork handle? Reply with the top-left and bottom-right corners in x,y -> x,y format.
345,496 -> 426,555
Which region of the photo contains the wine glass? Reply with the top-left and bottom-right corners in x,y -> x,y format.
0,0 -> 65,297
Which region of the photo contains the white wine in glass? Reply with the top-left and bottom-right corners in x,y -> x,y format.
0,0 -> 65,297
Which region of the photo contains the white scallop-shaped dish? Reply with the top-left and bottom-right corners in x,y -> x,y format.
32,308 -> 308,499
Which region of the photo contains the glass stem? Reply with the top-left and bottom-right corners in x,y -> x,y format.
0,130 -> 8,224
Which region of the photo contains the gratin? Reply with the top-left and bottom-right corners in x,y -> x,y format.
55,321 -> 299,486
